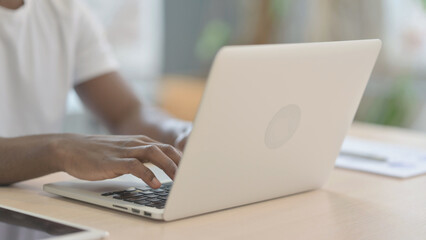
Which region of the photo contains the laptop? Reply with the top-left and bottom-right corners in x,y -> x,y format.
44,39 -> 381,221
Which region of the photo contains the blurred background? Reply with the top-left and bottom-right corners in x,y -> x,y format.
65,0 -> 426,134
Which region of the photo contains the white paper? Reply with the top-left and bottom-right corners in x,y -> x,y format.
336,136 -> 426,178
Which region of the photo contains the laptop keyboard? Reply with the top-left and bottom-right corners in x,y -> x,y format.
101,182 -> 172,209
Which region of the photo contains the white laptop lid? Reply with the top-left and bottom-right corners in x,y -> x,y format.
164,40 -> 381,220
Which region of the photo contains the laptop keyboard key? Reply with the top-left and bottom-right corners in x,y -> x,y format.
134,200 -> 150,205
112,190 -> 126,195
124,196 -> 144,202
101,192 -> 115,196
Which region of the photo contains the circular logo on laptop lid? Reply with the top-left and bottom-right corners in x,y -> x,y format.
265,104 -> 301,149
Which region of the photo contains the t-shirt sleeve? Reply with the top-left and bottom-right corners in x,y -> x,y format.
73,1 -> 119,85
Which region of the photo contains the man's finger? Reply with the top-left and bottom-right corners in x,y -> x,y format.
130,145 -> 178,180
117,136 -> 160,148
113,158 -> 161,188
157,144 -> 182,166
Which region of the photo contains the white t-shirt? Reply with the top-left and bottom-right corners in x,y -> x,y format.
0,0 -> 118,137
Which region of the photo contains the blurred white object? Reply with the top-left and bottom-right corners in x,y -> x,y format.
336,136 -> 426,178
384,0 -> 426,72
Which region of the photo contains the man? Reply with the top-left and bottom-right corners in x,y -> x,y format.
0,0 -> 191,188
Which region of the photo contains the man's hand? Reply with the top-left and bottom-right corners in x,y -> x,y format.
57,134 -> 182,188
0,134 -> 182,188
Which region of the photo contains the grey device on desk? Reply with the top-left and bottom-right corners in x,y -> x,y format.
44,40 -> 382,221
0,204 -> 107,240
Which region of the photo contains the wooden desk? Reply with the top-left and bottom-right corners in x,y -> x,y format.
1,123 -> 425,240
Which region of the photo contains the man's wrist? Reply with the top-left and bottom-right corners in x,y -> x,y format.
171,120 -> 192,150
44,134 -> 74,173
168,120 -> 190,141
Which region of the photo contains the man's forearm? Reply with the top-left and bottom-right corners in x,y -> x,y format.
74,72 -> 191,147
0,135 -> 62,185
